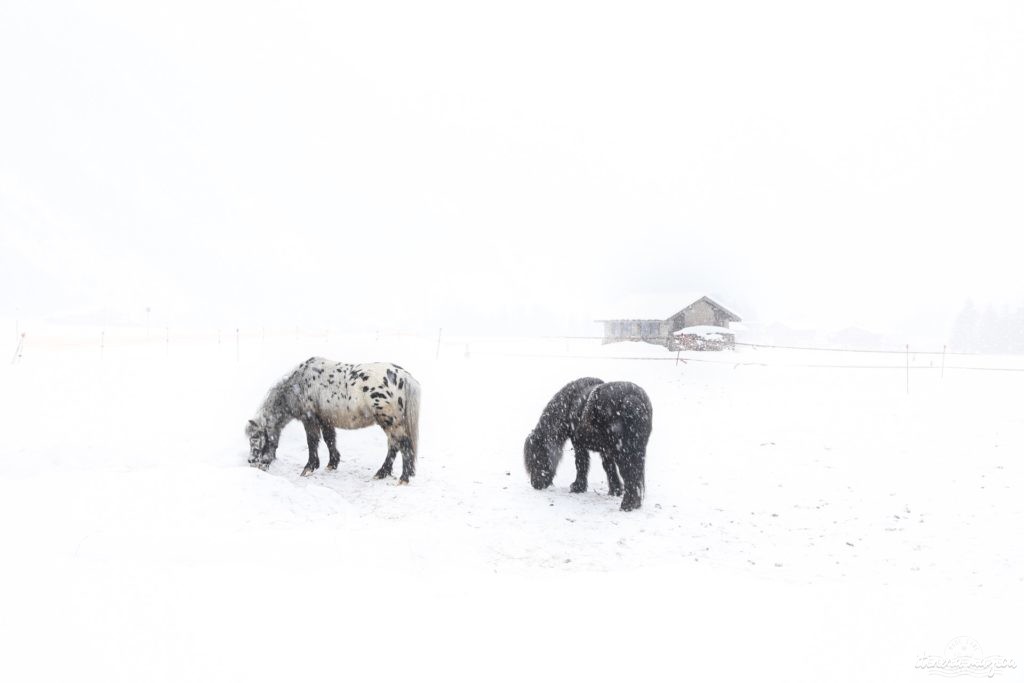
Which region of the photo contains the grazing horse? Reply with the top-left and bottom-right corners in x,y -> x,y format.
524,377 -> 652,511
246,357 -> 421,482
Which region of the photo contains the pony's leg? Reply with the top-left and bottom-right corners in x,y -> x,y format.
618,449 -> 645,512
300,420 -> 321,477
374,440 -> 399,480
569,440 -> 589,493
320,419 -> 341,471
600,452 -> 623,496
398,436 -> 416,484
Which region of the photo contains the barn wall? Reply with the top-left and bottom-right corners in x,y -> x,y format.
602,321 -> 616,344
602,320 -> 671,347
684,300 -> 720,326
666,312 -> 686,333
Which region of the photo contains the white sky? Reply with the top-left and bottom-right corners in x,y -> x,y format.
2,1 -> 1022,338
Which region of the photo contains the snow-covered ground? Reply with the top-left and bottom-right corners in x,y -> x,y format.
1,326 -> 1021,681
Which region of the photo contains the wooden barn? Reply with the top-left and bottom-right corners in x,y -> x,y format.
597,295 -> 741,350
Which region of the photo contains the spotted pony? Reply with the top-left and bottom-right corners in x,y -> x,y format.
246,357 -> 421,482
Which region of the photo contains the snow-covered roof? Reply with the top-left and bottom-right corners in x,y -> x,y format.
675,325 -> 735,338
597,292 -> 735,321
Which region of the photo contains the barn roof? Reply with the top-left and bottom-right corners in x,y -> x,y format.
665,296 -> 741,323
597,293 -> 740,322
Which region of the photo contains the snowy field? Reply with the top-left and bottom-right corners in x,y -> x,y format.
1,325 -> 1022,682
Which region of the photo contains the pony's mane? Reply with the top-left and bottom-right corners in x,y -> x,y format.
253,372 -> 296,430
533,376 -> 604,446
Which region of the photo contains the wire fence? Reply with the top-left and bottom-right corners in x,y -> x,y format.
731,340 -> 975,355
9,322 -> 1024,377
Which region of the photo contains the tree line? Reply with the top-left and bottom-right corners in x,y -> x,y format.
950,300 -> 1024,353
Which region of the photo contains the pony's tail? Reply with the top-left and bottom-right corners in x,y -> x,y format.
620,391 -> 652,497
404,376 -> 421,463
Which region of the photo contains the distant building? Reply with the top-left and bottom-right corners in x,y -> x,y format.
597,295 -> 741,350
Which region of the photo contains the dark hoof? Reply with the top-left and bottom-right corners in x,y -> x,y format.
620,498 -> 642,512
569,481 -> 587,493
398,477 -> 410,486
373,469 -> 391,480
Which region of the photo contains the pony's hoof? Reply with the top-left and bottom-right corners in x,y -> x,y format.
257,463 -> 270,472
301,467 -> 314,477
373,470 -> 390,480
569,481 -> 587,493
620,498 -> 641,512
398,478 -> 410,486
325,464 -> 337,472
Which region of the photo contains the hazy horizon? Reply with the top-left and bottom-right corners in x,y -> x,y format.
3,1 -> 1023,343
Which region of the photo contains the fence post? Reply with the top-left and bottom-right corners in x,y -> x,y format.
675,349 -> 681,366
435,328 -> 442,360
905,344 -> 909,394
10,332 -> 25,364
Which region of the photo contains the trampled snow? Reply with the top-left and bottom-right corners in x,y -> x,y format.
0,327 -> 1020,681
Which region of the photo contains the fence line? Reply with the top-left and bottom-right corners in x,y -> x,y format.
731,340 -> 974,356
9,323 -> 1024,375
0,324 -> 966,353
451,333 -> 979,357
465,350 -> 1024,373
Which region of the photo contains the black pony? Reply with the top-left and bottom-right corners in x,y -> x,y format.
524,377 -> 653,511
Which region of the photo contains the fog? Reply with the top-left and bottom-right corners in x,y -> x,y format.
2,1 -> 1023,342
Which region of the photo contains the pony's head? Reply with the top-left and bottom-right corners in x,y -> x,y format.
523,430 -> 559,489
245,419 -> 274,469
